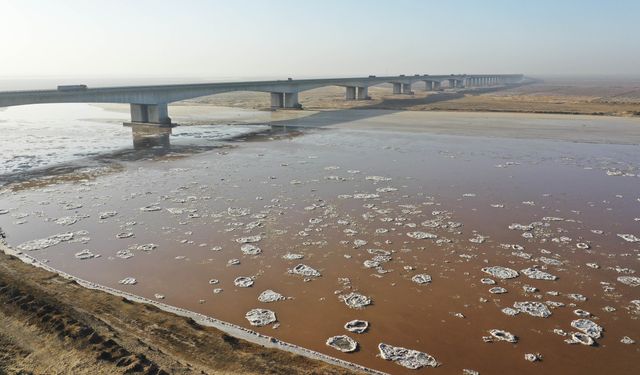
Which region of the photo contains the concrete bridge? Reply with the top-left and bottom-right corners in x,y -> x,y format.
0,74 -> 523,126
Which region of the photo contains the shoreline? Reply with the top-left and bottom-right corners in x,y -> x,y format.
0,240 -> 384,375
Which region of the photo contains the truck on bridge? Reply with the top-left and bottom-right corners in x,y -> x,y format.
57,85 -> 87,91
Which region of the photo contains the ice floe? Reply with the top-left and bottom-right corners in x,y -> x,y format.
538,257 -> 563,266
617,233 -> 639,243
567,293 -> 587,302
288,264 -> 321,278
573,309 -> 591,318
119,277 -> 137,285
524,353 -> 541,362
140,205 -> 162,212
617,276 -> 640,287
488,329 -> 518,343
378,343 -> 439,369
325,335 -> 358,353
501,307 -> 519,316
235,235 -> 261,243
411,274 -> 432,284
245,308 -> 277,326
514,301 -> 552,318
228,207 -> 250,217
489,287 -> 507,294
240,244 -> 262,255
406,231 -> 437,240
571,319 -> 603,339
116,249 -> 134,259
74,249 -> 97,260
521,267 -> 558,281
16,232 -> 75,251
620,336 -> 635,344
481,266 -> 519,279
134,243 -> 158,252
341,292 -> 372,309
366,176 -> 392,182
344,320 -> 369,334
567,332 -> 595,346
234,276 -> 254,287
258,289 -> 285,303
98,211 -> 117,219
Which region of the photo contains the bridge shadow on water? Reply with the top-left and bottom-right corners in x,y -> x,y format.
269,84 -> 525,128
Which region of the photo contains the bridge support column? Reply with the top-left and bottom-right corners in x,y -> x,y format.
424,81 -> 433,91
284,92 -> 301,109
127,103 -> 173,127
345,86 -> 356,100
402,83 -> 413,95
356,86 -> 370,100
271,92 -> 284,108
433,81 -> 441,90
456,79 -> 465,88
392,82 -> 402,94
448,79 -> 456,88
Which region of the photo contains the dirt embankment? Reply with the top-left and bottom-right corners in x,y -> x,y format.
0,250 -> 359,375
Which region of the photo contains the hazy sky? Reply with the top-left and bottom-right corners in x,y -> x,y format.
1,0 -> 639,78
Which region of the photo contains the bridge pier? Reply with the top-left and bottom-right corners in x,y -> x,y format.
270,92 -> 284,108
456,79 -> 465,88
433,81 -> 441,90
270,92 -> 301,109
345,86 -> 356,100
284,92 -> 301,109
356,86 -> 370,100
402,83 -> 413,95
424,81 -> 433,91
392,83 -> 402,94
127,103 -> 174,127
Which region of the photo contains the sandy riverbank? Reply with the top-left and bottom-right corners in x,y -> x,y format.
177,77 -> 640,117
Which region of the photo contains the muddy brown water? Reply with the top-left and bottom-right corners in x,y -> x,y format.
0,124 -> 639,375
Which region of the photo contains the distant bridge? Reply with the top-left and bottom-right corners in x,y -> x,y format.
0,74 -> 523,126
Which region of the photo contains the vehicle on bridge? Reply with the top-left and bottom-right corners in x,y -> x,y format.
57,85 -> 88,91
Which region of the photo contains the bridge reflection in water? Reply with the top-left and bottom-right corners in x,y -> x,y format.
129,124 -> 172,150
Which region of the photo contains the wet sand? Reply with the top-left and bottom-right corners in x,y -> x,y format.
1,109 -> 639,374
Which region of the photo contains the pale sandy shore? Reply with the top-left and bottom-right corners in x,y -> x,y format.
96,102 -> 640,145
273,109 -> 640,144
